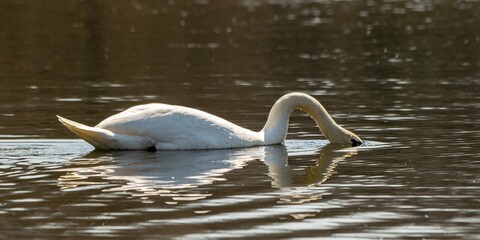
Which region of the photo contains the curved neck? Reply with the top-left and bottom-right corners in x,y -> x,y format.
260,93 -> 347,144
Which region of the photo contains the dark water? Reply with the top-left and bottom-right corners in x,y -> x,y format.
0,0 -> 479,239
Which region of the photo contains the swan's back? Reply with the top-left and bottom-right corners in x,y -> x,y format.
96,104 -> 262,149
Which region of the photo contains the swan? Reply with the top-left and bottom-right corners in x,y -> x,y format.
57,92 -> 362,150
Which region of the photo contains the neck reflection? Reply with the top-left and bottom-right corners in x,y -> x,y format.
265,142 -> 357,188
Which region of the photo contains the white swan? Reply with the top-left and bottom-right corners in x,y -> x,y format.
57,92 -> 362,150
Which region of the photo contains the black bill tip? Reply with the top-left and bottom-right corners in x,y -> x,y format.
351,139 -> 362,147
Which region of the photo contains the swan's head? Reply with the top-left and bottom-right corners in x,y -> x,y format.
350,136 -> 363,146
345,129 -> 363,146
327,128 -> 363,146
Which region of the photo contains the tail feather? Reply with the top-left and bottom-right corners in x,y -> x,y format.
57,115 -> 116,149
57,115 -> 155,150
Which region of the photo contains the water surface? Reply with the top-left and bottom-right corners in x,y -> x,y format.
0,0 -> 479,239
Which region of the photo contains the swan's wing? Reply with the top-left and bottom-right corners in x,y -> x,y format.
95,104 -> 261,149
95,103 -> 173,134
96,104 -> 237,140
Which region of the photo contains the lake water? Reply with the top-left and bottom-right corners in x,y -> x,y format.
0,0 -> 479,239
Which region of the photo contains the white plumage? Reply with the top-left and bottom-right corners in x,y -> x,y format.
57,92 -> 362,150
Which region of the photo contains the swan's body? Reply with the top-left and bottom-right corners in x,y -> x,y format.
57,92 -> 362,150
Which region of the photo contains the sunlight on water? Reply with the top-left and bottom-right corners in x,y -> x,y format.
0,0 -> 479,238
0,139 -> 396,237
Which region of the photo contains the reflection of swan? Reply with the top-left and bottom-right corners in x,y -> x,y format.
57,92 -> 362,150
58,141 -> 356,197
265,142 -> 357,188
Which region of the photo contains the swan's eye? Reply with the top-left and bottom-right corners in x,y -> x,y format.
351,139 -> 362,146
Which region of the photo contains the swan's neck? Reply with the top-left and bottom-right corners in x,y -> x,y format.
260,93 -> 355,144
